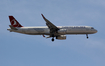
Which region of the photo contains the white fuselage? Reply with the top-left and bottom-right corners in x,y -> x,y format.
7,26 -> 97,35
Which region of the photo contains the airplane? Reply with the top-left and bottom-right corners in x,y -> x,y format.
7,14 -> 97,41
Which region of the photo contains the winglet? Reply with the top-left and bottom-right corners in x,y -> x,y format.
41,14 -> 44,18
41,14 -> 47,21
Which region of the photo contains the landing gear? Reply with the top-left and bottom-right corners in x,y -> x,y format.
51,34 -> 55,42
86,34 -> 89,39
52,37 -> 54,41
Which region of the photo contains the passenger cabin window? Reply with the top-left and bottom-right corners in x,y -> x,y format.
91,27 -> 94,29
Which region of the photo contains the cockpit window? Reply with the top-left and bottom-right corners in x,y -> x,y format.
91,27 -> 94,29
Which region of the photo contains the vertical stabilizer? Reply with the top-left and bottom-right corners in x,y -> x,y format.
9,16 -> 23,27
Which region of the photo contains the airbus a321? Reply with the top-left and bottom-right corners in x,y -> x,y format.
7,14 -> 97,41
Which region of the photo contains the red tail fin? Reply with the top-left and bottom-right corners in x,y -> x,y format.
9,16 -> 23,27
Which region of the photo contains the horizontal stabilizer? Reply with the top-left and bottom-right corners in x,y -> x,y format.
9,25 -> 18,30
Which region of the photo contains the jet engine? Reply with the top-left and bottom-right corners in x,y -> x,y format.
56,35 -> 66,40
58,29 -> 67,34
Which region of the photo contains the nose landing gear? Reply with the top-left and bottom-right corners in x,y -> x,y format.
86,34 -> 89,39
51,34 -> 55,42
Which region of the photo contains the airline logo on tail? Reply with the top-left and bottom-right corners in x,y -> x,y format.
9,16 -> 23,27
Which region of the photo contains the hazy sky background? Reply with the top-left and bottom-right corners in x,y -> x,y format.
0,0 -> 105,66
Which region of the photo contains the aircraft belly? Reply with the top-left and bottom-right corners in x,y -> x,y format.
66,29 -> 94,34
21,28 -> 50,35
9,29 -> 24,34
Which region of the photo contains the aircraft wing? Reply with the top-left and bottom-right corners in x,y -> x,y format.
41,14 -> 59,33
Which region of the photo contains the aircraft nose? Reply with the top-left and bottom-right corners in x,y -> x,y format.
94,29 -> 98,33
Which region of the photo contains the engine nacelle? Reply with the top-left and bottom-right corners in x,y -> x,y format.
58,29 -> 67,34
56,35 -> 66,40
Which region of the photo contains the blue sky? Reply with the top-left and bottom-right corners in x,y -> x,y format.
0,0 -> 105,66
